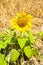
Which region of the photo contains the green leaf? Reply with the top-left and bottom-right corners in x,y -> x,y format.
28,32 -> 35,44
3,41 -> 7,49
0,54 -> 7,65
10,36 -> 16,44
0,53 -> 4,60
0,41 -> 3,49
31,48 -> 38,57
22,31 -> 29,37
29,36 -> 35,44
0,33 -> 5,37
5,55 -> 8,62
18,38 -> 27,49
10,49 -> 20,62
25,31 -> 32,37
5,49 -> 20,62
24,46 -> 32,58
0,59 -> 7,65
24,31 -> 35,44
0,40 -> 7,49
5,37 -> 11,44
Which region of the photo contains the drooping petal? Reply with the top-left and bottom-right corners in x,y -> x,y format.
21,11 -> 27,17
27,22 -> 32,28
16,12 -> 21,18
10,17 -> 18,25
27,14 -> 33,22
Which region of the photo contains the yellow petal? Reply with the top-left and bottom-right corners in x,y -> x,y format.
21,11 -> 26,17
27,22 -> 32,28
19,25 -> 29,32
24,25 -> 29,30
10,17 -> 17,25
27,14 -> 33,22
16,12 -> 21,18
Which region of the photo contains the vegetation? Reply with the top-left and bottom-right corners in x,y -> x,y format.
0,29 -> 39,65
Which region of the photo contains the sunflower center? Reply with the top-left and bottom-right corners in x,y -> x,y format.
17,18 -> 27,27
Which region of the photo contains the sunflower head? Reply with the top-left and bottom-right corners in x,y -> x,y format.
10,11 -> 33,32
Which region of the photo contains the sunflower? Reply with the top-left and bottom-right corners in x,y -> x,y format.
10,11 -> 33,32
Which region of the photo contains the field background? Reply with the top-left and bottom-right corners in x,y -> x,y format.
0,0 -> 43,65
